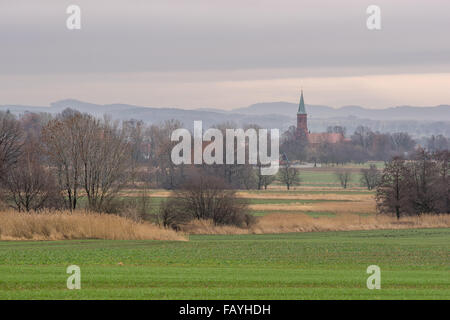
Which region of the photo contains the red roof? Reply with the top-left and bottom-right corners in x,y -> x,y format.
308,133 -> 345,144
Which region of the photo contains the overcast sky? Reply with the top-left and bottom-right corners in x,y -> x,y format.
1,0 -> 449,109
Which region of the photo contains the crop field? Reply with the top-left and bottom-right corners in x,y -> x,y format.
0,164 -> 448,300
113,164 -> 380,219
0,228 -> 448,299
128,188 -> 376,219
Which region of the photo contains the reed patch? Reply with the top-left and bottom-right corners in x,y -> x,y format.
0,210 -> 186,241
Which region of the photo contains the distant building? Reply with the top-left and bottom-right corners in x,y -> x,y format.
296,90 -> 347,145
296,90 -> 308,138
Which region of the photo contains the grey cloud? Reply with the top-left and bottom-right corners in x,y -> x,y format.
1,0 -> 450,75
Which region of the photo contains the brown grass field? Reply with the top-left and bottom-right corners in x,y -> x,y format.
248,201 -> 375,213
2,208 -> 448,239
183,213 -> 450,234
0,210 -> 186,241
1,166 -> 448,240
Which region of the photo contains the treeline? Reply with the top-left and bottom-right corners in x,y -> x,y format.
308,118 -> 450,138
1,109 -> 449,217
376,150 -> 449,218
281,125 -> 449,164
0,110 -> 130,212
0,110 -> 270,213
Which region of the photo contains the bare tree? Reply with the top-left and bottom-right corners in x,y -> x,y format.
278,163 -> 300,190
149,120 -> 186,189
41,111 -> 84,210
80,117 -> 131,211
280,125 -> 308,162
434,150 -> 449,213
235,165 -> 258,190
327,125 -> 346,136
360,164 -> 380,190
427,135 -> 449,152
123,119 -> 146,185
1,139 -> 61,212
204,122 -> 260,189
351,126 -> 374,154
377,152 -> 449,218
335,169 -> 352,189
257,163 -> 276,190
42,110 -> 131,211
409,149 -> 440,214
390,132 -> 415,155
0,112 -> 22,176
376,158 -> 414,219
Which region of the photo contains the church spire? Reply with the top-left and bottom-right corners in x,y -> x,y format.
297,89 -> 306,114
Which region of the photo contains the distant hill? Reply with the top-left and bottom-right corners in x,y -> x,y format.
1,99 -> 449,137
233,102 -> 450,121
0,99 -> 292,131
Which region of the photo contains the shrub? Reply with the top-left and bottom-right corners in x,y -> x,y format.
160,174 -> 250,229
101,194 -> 149,222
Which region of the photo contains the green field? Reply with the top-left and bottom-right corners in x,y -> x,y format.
0,228 -> 448,299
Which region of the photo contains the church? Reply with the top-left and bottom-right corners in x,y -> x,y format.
296,90 -> 346,145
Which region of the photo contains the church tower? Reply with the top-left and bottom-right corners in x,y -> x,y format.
296,90 -> 308,138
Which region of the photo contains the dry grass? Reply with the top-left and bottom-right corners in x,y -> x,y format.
254,213 -> 450,234
1,209 -> 448,239
237,192 -> 374,201
249,200 -> 376,214
119,190 -> 373,200
119,190 -> 172,197
181,219 -> 249,235
183,213 -> 450,235
0,210 -> 186,241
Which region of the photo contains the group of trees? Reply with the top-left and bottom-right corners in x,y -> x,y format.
376,150 -> 449,218
0,113 -> 54,212
0,111 -> 268,224
423,135 -> 450,153
0,110 -> 131,212
281,125 -> 417,165
1,109 -> 449,222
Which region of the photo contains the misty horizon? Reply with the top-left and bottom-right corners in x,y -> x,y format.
2,96 -> 450,112
1,1 -> 450,109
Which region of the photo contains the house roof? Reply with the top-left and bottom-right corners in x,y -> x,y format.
308,133 -> 346,144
